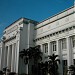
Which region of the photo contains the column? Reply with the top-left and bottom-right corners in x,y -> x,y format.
41,44 -> 43,52
67,37 -> 73,67
1,42 -> 5,69
15,40 -> 19,73
56,40 -> 63,75
11,44 -> 15,72
14,43 -> 17,72
3,46 -> 8,68
7,46 -> 9,68
40,44 -> 44,62
48,42 -> 52,56
7,45 -> 12,70
0,47 -> 2,70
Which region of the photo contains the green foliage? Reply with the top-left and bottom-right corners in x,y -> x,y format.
19,73 -> 26,75
0,70 -> 4,75
19,48 -> 60,75
48,54 -> 60,75
30,45 -> 42,64
38,54 -> 60,75
19,49 -> 29,64
19,45 -> 42,64
38,62 -> 48,75
8,72 -> 16,75
63,66 -> 67,75
2,67 -> 10,75
68,65 -> 75,75
19,45 -> 42,75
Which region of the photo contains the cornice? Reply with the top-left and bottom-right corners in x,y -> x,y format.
34,25 -> 75,42
35,11 -> 75,29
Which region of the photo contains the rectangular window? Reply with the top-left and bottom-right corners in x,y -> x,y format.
51,41 -> 56,51
61,38 -> 67,49
63,60 -> 67,66
73,59 -> 75,65
72,36 -> 75,48
43,43 -> 48,53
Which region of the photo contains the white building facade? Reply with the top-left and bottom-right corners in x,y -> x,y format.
0,18 -> 37,74
0,6 -> 75,75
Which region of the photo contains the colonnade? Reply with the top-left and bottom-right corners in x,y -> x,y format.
40,36 -> 74,75
0,36 -> 74,74
0,40 -> 19,73
5,43 -> 16,72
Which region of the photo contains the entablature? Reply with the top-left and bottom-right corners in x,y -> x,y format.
34,25 -> 75,42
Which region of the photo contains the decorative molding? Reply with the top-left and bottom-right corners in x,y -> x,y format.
3,36 -> 16,43
65,17 -> 69,22
40,28 -> 43,32
35,11 -> 74,29
48,25 -> 51,29
34,25 -> 75,42
56,21 -> 59,26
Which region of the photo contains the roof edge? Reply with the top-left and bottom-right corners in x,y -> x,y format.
5,17 -> 38,29
37,6 -> 74,25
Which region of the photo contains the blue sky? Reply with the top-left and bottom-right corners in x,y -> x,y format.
0,0 -> 74,38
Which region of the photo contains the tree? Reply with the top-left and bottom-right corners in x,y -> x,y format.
0,70 -> 4,75
48,54 -> 60,75
19,45 -> 42,75
3,67 -> 10,75
8,72 -> 16,75
38,61 -> 48,75
30,45 -> 42,75
19,49 -> 29,64
68,65 -> 75,75
19,49 -> 31,75
31,45 -> 42,64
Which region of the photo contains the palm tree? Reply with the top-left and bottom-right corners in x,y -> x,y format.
0,70 -> 4,75
19,45 -> 42,75
68,65 -> 75,75
19,49 -> 29,64
31,45 -> 42,63
3,67 -> 10,75
38,61 -> 48,75
19,49 -> 31,75
30,45 -> 42,75
8,72 -> 16,75
48,54 -> 60,75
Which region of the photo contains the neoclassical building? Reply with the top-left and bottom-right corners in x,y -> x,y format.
0,6 -> 75,75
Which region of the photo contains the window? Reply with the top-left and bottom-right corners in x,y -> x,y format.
72,36 -> 75,48
43,43 -> 48,53
63,60 -> 67,66
73,59 -> 75,65
51,41 -> 56,51
61,38 -> 67,49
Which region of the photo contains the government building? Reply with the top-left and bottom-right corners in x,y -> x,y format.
0,6 -> 75,75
